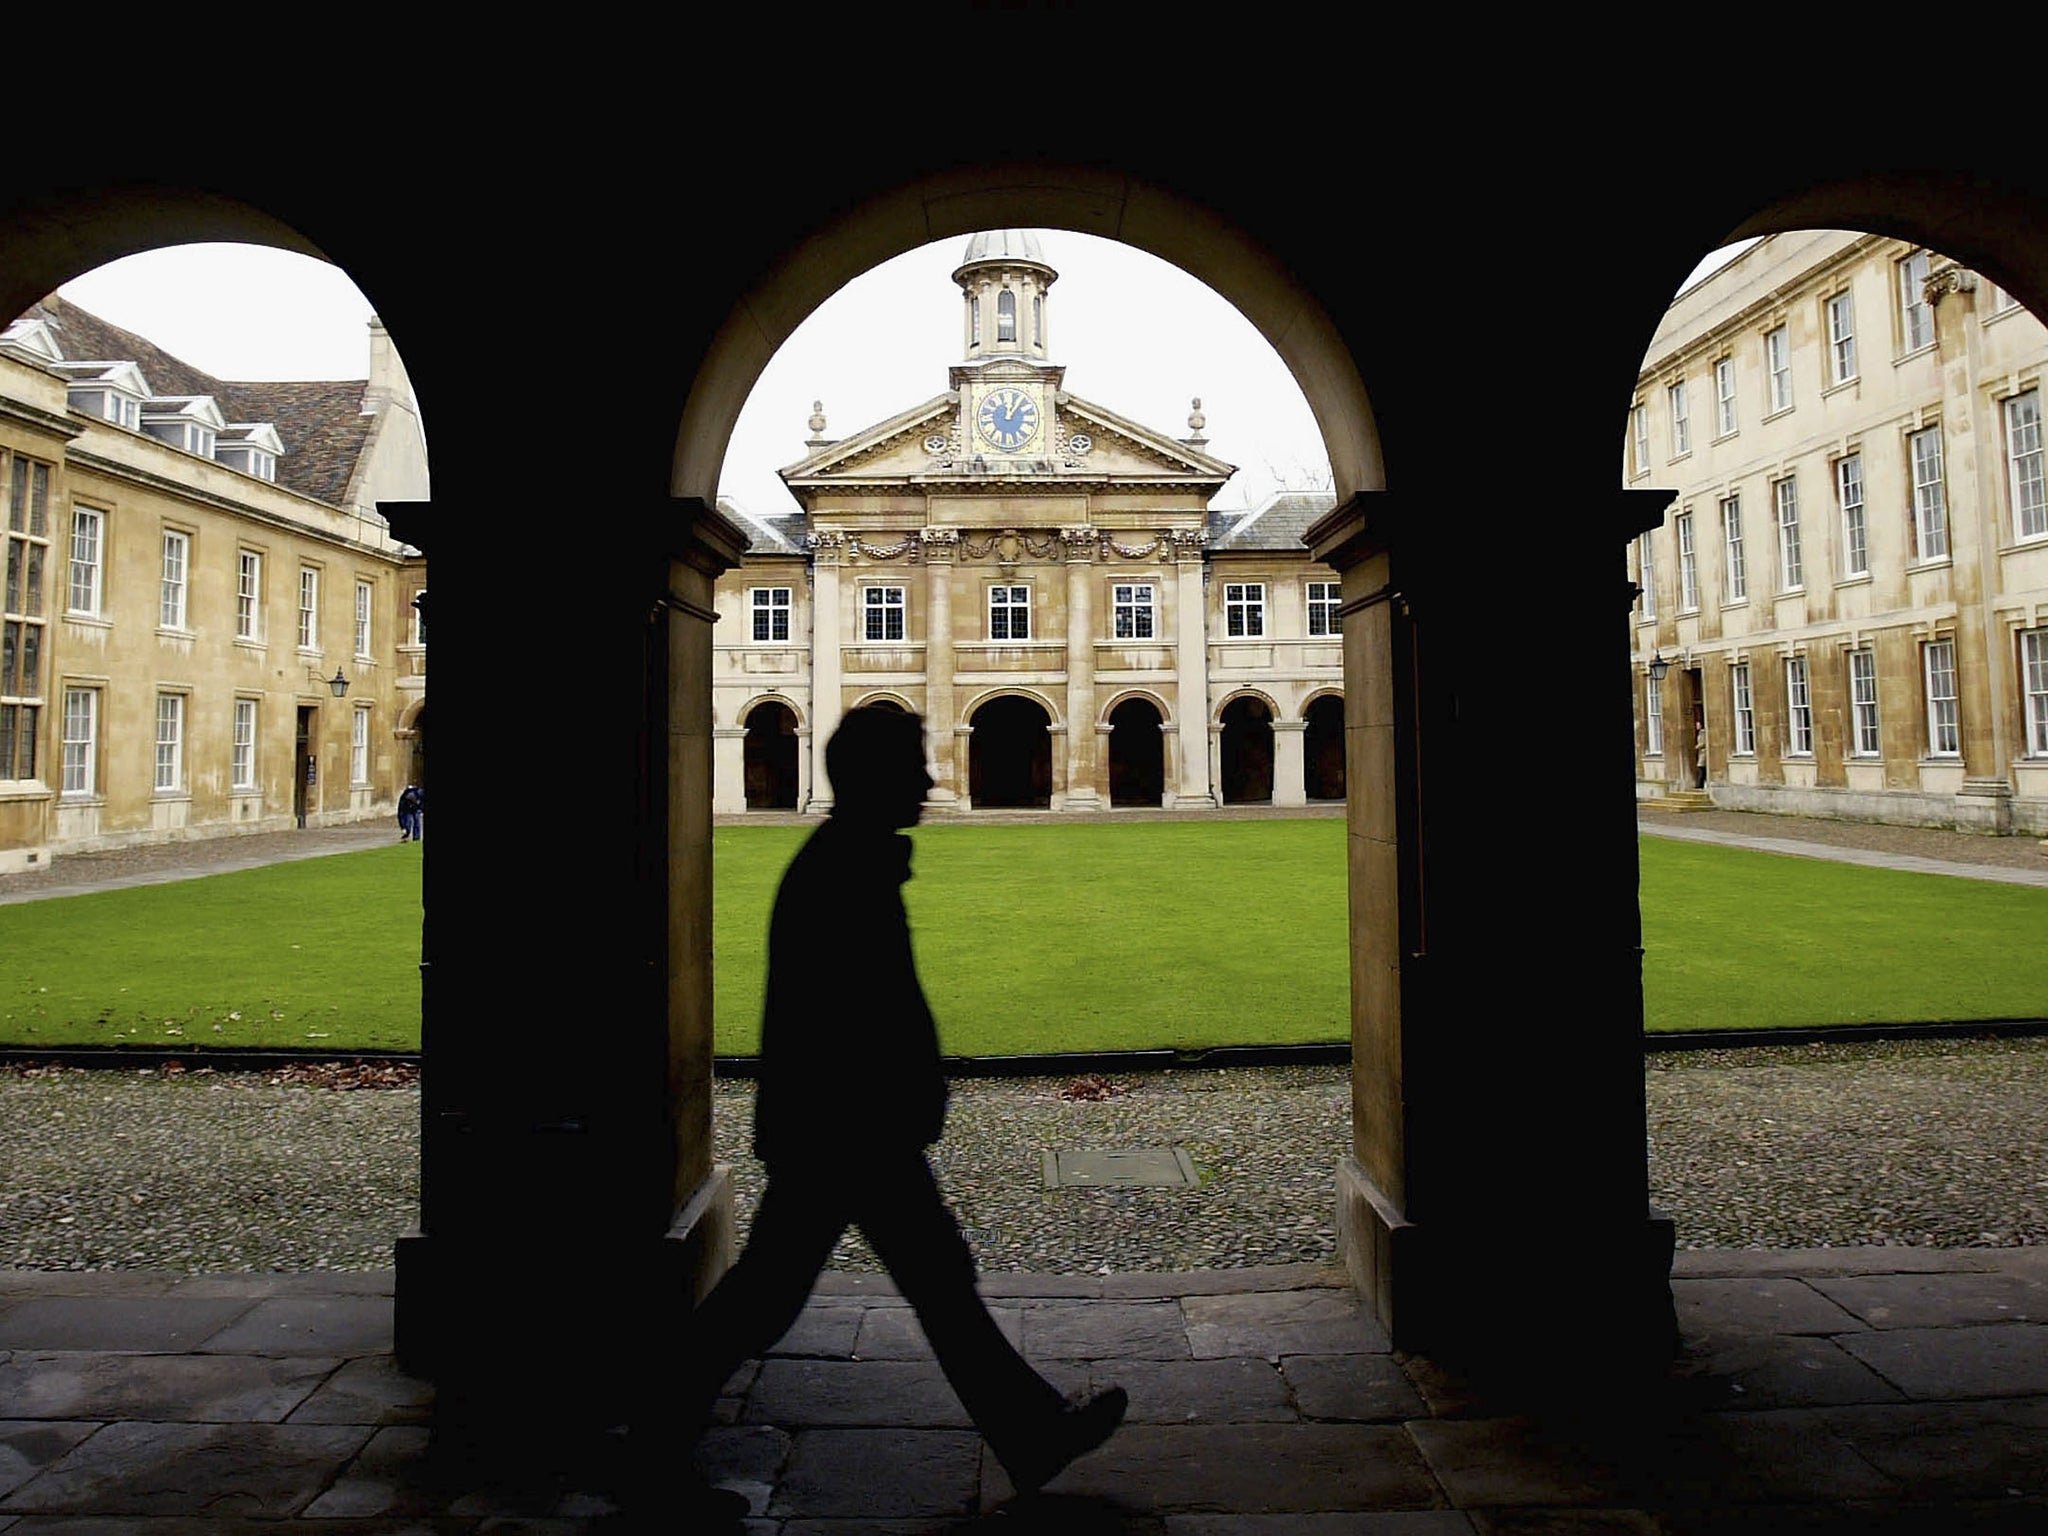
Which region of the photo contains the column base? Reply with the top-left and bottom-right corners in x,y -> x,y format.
1955,779 -> 2015,834
395,1164 -> 736,1425
1336,1156 -> 1676,1379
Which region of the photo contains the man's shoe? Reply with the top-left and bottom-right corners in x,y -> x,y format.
1001,1385 -> 1128,1495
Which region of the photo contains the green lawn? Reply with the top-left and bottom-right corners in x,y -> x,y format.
2,822 -> 2044,1055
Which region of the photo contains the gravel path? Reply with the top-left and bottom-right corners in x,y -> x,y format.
6,1036 -> 2048,1274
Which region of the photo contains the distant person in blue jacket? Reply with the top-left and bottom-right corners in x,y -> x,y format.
396,784 -> 423,842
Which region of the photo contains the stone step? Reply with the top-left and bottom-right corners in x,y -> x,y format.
1640,792 -> 1715,812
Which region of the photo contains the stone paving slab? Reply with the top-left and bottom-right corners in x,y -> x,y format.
1670,1247 -> 2007,1280
772,1301 -> 866,1359
774,1427 -> 983,1519
1020,1301 -> 1190,1361
0,1350 -> 335,1422
985,1423 -> 1444,1513
0,1420 -> 370,1517
0,1296 -> 257,1353
1665,1333 -> 1906,1411
196,1295 -> 394,1355
1168,1516 -> 1478,1536
1095,1357 -> 1297,1424
1670,1277 -> 1869,1338
745,1358 -> 977,1428
0,1421 -> 98,1501
1836,1322 -> 2048,1398
1281,1354 -> 1430,1422
285,1355 -> 434,1426
1805,1270 -> 2048,1329
1819,1398 -> 2048,1503
1183,1289 -> 1389,1359
851,1302 -> 1024,1359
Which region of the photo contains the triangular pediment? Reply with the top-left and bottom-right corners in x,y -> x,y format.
780,394 -> 957,485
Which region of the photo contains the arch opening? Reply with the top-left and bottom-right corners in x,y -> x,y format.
1108,696 -> 1165,807
968,695 -> 1053,809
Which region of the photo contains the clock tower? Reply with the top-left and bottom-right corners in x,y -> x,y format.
952,228 -> 1059,457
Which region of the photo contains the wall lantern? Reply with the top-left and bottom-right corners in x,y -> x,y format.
1647,651 -> 1671,683
309,665 -> 351,698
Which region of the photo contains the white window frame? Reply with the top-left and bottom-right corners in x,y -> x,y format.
232,697 -> 258,789
410,590 -> 427,648
1644,675 -> 1663,756
354,578 -> 373,659
1677,512 -> 1699,612
1910,426 -> 1948,561
1826,291 -> 1858,384
1721,493 -> 1746,602
1224,581 -> 1266,638
1306,580 -> 1341,636
1667,380 -> 1690,457
1714,356 -> 1737,435
236,550 -> 262,641
69,506 -> 103,616
1837,453 -> 1868,576
1631,403 -> 1650,478
988,583 -> 1030,640
1637,532 -> 1656,620
61,685 -> 97,796
298,566 -> 320,649
862,584 -> 905,643
2004,390 -> 2045,541
3,453 -> 51,784
749,586 -> 791,642
1924,638 -> 1959,756
2023,629 -> 2048,757
1785,656 -> 1813,756
154,691 -> 184,792
1774,477 -> 1802,591
1731,663 -> 1755,756
1765,325 -> 1793,413
351,704 -> 371,786
1899,250 -> 1934,352
1112,582 -> 1156,640
1850,649 -> 1881,757
160,529 -> 190,630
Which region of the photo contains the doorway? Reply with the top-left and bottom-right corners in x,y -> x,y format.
968,695 -> 1052,808
294,706 -> 316,828
1219,696 -> 1275,804
742,701 -> 800,810
1108,697 -> 1164,807
1303,694 -> 1345,802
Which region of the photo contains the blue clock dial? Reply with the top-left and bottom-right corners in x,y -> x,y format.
977,387 -> 1040,450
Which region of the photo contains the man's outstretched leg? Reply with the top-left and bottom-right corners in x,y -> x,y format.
854,1150 -> 1127,1495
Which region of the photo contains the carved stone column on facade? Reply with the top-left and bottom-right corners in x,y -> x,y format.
922,528 -> 959,802
1272,718 -> 1308,807
1062,526 -> 1100,808
711,726 -> 746,814
1172,530 -> 1213,806
1927,260 -> 2015,830
806,533 -> 845,812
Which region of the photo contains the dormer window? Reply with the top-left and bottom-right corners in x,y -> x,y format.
997,290 -> 1017,342
141,395 -> 227,460
188,425 -> 214,458
215,424 -> 284,482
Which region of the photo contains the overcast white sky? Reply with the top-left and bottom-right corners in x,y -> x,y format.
49,237 -> 1753,515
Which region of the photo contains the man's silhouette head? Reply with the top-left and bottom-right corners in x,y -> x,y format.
826,706 -> 933,828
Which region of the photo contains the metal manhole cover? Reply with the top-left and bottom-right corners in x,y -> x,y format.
1043,1148 -> 1200,1189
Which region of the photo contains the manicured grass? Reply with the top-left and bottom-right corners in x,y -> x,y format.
1636,836 -> 2048,1032
2,823 -> 2044,1055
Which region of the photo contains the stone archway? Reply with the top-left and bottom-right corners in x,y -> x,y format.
1219,695 -> 1276,804
1108,696 -> 1165,807
741,700 -> 799,810
969,695 -> 1052,809
1303,693 -> 1344,802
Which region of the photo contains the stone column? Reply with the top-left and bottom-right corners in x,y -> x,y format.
392,494 -> 746,1430
1272,718 -> 1307,807
1062,526 -> 1101,809
1173,531 -> 1213,806
712,725 -> 746,813
807,534 -> 844,812
922,528 -> 960,803
1308,486 -> 1678,1374
1928,262 -> 2015,831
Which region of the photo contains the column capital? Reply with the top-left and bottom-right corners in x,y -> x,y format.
921,526 -> 959,560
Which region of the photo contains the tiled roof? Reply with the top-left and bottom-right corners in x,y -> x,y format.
717,499 -> 807,557
18,296 -> 371,507
1208,490 -> 1337,551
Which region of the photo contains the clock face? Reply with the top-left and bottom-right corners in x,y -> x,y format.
976,386 -> 1040,451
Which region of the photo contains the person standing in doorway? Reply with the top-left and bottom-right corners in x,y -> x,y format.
397,784 -> 422,842
638,705 -> 1126,1516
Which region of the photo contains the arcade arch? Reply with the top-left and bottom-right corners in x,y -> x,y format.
1216,691 -> 1278,804
1105,692 -> 1168,807
1302,692 -> 1345,803
741,698 -> 801,810
966,691 -> 1055,809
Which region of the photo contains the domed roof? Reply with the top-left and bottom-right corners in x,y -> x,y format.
958,229 -> 1052,269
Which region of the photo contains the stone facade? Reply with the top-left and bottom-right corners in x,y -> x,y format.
0,297 -> 429,873
710,231 -> 1343,814
1629,230 -> 2048,835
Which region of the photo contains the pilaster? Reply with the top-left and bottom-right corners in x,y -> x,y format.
923,528 -> 960,802
1063,526 -> 1101,809
807,533 -> 845,811
1272,719 -> 1307,807
1173,530 -> 1213,806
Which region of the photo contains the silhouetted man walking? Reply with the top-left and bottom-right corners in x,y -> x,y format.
644,705 -> 1125,1515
